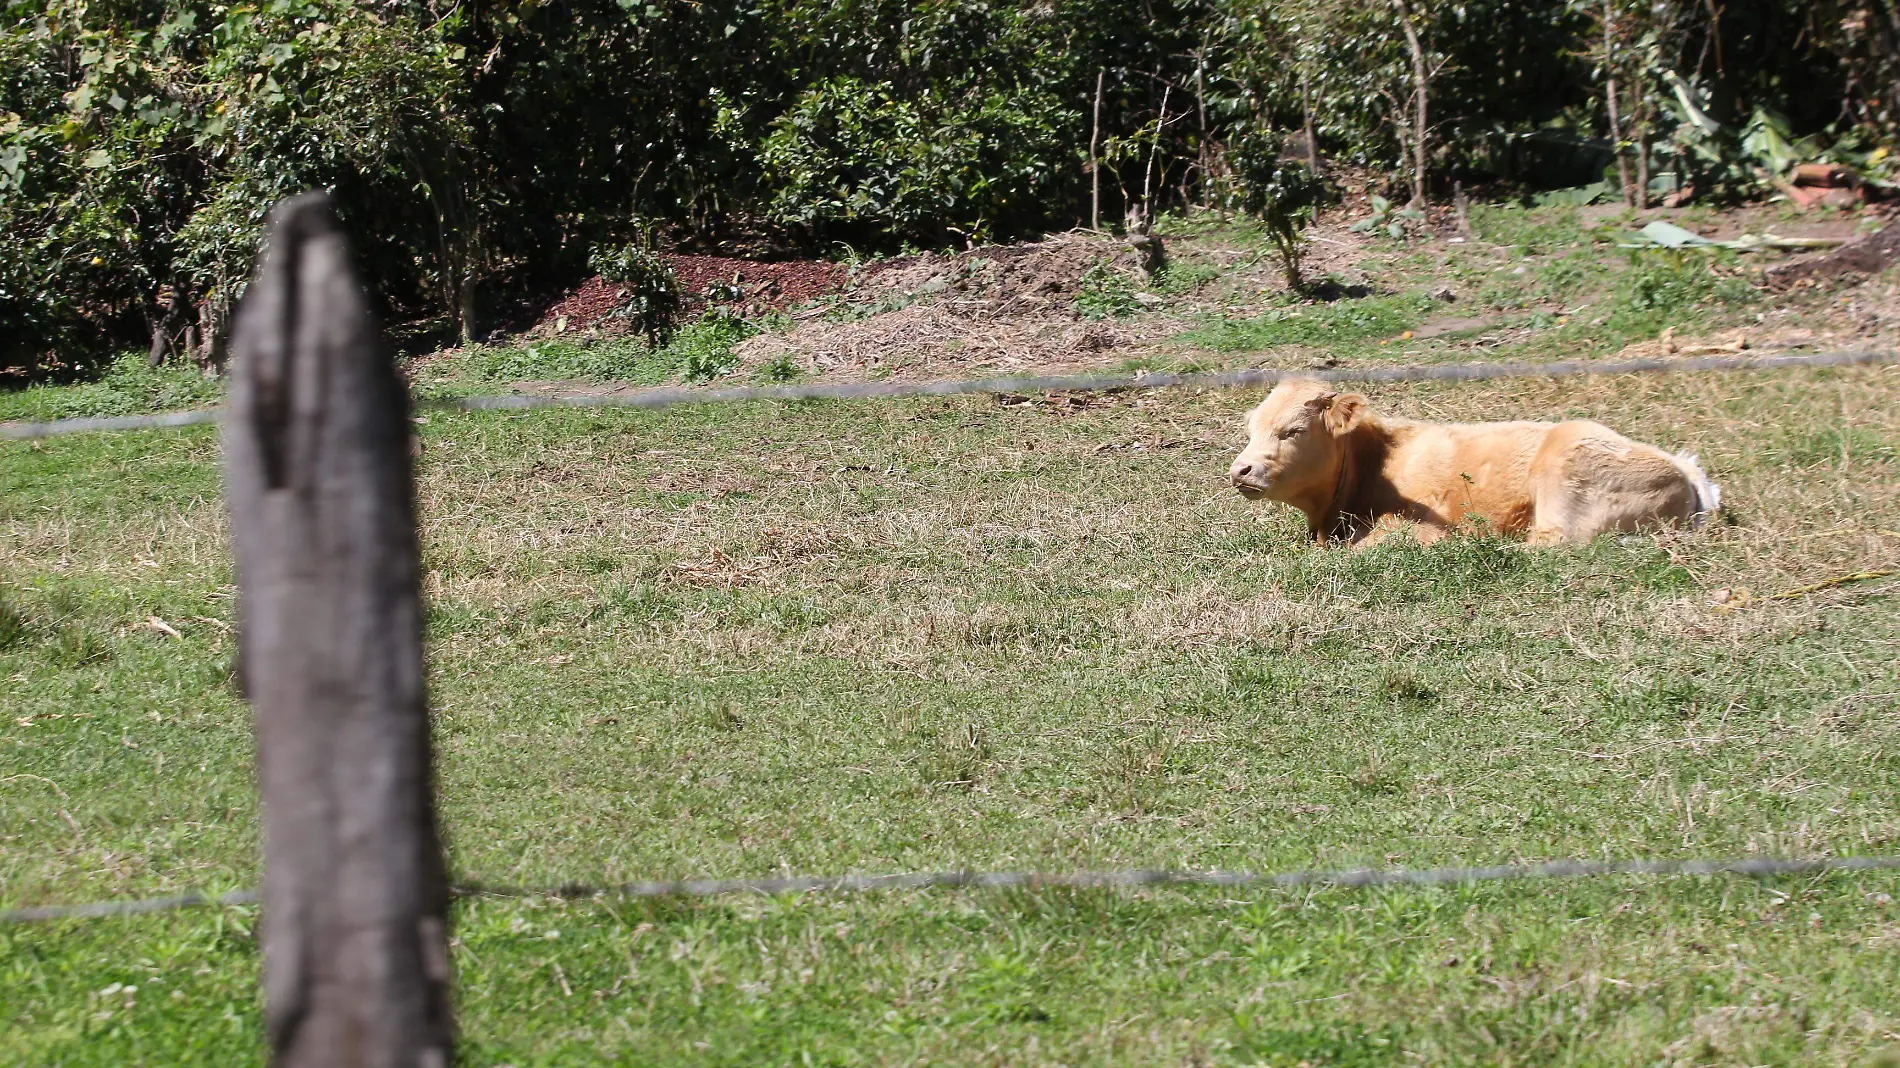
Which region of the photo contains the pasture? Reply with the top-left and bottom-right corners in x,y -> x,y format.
5,361 -> 1899,1064
6,200 -> 1900,1064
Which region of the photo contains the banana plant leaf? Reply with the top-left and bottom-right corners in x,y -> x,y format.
1614,220 -> 1849,253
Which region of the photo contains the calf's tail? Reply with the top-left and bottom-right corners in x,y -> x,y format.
1671,451 -> 1721,529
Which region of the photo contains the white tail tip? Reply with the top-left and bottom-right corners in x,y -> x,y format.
1674,451 -> 1721,529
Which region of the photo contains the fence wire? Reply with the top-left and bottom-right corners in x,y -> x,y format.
4,348 -> 1895,441
9,853 -> 1898,924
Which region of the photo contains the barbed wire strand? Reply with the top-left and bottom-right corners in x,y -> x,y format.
8,854 -> 1897,924
4,349 -> 1894,442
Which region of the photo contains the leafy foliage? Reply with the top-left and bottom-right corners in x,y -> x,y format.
760,77 -> 1071,247
1347,196 -> 1425,241
1222,128 -> 1327,291
588,243 -> 681,344
0,0 -> 1887,376
1073,259 -> 1141,320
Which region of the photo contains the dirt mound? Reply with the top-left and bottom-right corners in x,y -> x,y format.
729,232 -> 1162,379
859,232 -> 1139,315
734,303 -> 1170,380
530,276 -> 637,336
527,254 -> 850,338
668,254 -> 846,310
524,232 -> 1138,346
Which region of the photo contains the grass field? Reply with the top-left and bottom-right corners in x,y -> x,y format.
5,208 -> 1900,1065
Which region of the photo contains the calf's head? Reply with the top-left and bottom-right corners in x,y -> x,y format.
1227,380 -> 1366,501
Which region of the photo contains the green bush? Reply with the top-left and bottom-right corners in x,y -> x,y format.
1219,128 -> 1327,291
588,243 -> 682,343
1,0 -> 471,375
666,311 -> 759,381
760,77 -> 1071,248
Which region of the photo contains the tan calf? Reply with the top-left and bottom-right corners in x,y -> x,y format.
1225,379 -> 1719,546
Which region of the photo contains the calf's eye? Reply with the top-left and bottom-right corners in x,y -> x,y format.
1276,425 -> 1303,439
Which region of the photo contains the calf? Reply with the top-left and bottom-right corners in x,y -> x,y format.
1226,379 -> 1719,546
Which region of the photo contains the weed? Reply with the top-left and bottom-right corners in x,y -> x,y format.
703,701 -> 745,733
666,311 -> 759,381
446,310 -> 762,385
1534,253 -> 1596,301
1379,665 -> 1436,707
1606,250 -> 1753,336
1596,671 -> 1708,722
1075,259 -> 1142,319
48,622 -> 110,668
1468,204 -> 1586,255
753,351 -> 803,382
915,721 -> 989,788
1348,194 -> 1425,240
1179,293 -> 1430,351
457,339 -> 662,383
1148,262 -> 1221,296
1350,751 -> 1406,795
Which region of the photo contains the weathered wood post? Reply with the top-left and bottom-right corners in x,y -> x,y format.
224,191 -> 453,1067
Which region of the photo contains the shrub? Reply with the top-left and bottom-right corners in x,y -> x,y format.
588,243 -> 682,344
1219,129 -> 1327,292
665,312 -> 757,381
760,77 -> 1071,248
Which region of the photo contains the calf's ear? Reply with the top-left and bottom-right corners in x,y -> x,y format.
1325,393 -> 1367,434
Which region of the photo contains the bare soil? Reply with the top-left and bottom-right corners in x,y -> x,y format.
515,199 -> 1900,390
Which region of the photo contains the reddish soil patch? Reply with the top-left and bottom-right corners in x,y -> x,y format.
668,255 -> 845,310
533,276 -> 639,335
527,254 -> 850,337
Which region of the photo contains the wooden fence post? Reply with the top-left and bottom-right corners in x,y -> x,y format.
223,192 -> 453,1067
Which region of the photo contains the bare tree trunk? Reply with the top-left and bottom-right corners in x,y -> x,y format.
1193,48 -> 1209,205
1300,68 -> 1321,174
224,191 -> 454,1068
1877,0 -> 1900,110
1393,0 -> 1430,206
196,298 -> 228,373
146,284 -> 188,368
457,274 -> 478,347
1634,99 -> 1651,211
1605,0 -> 1634,206
1090,69 -> 1105,230
1143,84 -> 1172,214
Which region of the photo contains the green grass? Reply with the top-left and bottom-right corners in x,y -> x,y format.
1176,292 -> 1437,353
419,311 -> 766,391
0,353 -> 220,424
4,362 -> 1899,1064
